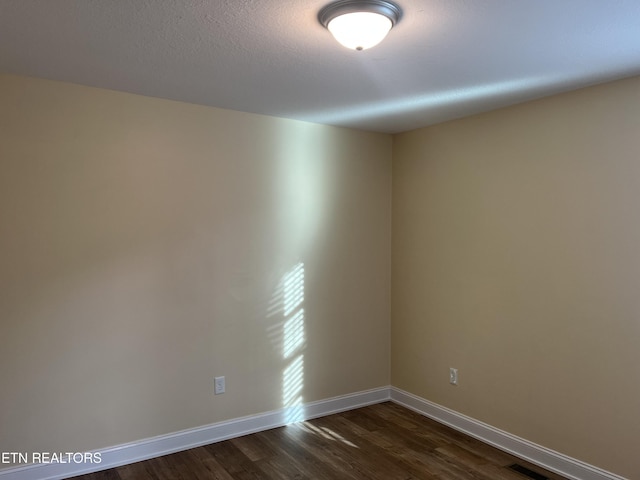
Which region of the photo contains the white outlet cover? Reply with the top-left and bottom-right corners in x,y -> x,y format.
449,368 -> 458,385
214,376 -> 225,395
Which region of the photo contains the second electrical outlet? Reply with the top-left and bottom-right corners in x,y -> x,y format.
449,368 -> 458,385
214,376 -> 226,395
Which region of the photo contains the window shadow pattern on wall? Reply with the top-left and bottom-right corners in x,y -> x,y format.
282,262 -> 305,424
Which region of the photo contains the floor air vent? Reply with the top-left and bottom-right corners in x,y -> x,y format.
508,464 -> 550,480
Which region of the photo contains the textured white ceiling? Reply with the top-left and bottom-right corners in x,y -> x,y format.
1,0 -> 639,133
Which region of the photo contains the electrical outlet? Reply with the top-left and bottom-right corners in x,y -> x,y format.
449,368 -> 458,385
214,376 -> 225,395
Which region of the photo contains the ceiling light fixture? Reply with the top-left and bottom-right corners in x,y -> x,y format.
318,0 -> 401,51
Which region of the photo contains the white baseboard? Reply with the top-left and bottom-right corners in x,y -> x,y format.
1,386 -> 626,480
0,387 -> 390,480
390,387 -> 627,480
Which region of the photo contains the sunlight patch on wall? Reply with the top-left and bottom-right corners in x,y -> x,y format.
283,263 -> 305,316
283,354 -> 304,422
282,262 -> 306,423
283,309 -> 304,359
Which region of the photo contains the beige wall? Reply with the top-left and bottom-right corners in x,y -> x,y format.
3,71 -> 639,478
392,76 -> 640,478
0,74 -> 392,460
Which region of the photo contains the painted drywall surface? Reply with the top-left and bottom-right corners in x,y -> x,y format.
0,74 -> 392,461
391,76 -> 640,478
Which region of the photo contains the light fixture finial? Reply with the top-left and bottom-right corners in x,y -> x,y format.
319,0 -> 401,51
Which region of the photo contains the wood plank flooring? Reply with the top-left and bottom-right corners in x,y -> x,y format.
71,402 -> 568,480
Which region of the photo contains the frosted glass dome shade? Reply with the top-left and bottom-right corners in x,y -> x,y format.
327,11 -> 392,50
318,0 -> 401,51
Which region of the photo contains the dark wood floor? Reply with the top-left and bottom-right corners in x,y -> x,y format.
71,402 -> 568,480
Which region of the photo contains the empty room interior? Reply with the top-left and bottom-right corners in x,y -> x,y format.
1,1 -> 639,480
